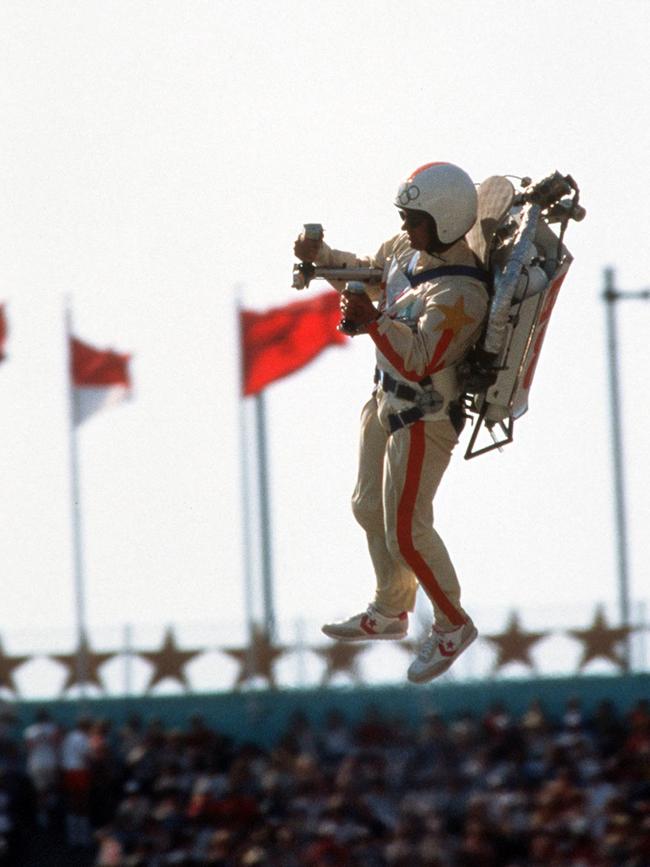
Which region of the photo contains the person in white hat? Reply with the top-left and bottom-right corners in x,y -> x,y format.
294,162 -> 487,682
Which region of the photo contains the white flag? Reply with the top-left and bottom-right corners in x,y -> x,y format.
71,336 -> 131,425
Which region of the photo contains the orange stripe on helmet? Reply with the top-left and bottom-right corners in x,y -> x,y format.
407,162 -> 449,182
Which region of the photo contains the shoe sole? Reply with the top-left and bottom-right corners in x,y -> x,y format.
407,626 -> 478,684
321,626 -> 408,642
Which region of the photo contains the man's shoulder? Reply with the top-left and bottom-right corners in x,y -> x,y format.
425,239 -> 478,269
379,232 -> 413,262
421,257 -> 490,315
421,241 -> 488,291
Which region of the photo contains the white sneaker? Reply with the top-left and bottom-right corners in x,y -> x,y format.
407,618 -> 478,683
322,604 -> 408,642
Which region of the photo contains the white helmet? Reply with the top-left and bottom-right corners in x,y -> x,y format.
395,162 -> 478,244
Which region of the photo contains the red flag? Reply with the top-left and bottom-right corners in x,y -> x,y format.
70,337 -> 131,424
0,304 -> 7,362
240,291 -> 347,396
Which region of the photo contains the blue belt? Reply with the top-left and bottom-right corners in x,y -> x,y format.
374,369 -> 438,433
374,368 -> 428,402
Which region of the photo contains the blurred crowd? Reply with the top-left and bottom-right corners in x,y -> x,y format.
0,693 -> 648,866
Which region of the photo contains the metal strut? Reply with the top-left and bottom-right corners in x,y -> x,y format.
292,263 -> 383,290
464,405 -> 514,459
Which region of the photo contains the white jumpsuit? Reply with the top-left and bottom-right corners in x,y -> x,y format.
317,232 -> 489,630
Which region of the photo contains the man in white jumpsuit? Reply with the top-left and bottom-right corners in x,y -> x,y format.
295,163 -> 488,683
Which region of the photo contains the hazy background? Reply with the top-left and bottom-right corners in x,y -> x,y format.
1,0 -> 649,694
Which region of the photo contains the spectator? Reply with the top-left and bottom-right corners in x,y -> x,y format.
0,740 -> 36,865
23,707 -> 60,829
61,714 -> 93,848
7,696 -> 650,865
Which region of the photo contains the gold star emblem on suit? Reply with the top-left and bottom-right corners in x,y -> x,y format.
312,642 -> 368,685
138,626 -> 203,692
568,605 -> 635,671
51,632 -> 115,693
433,296 -> 475,335
0,635 -> 30,696
484,611 -> 549,672
223,625 -> 287,689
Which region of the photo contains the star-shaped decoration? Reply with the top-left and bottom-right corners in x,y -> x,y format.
137,626 -> 204,692
0,636 -> 30,696
483,611 -> 549,672
222,625 -> 288,689
312,642 -> 368,685
568,605 -> 635,671
434,296 -> 475,336
51,632 -> 115,694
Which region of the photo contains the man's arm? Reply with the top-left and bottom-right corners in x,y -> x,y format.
293,234 -> 399,299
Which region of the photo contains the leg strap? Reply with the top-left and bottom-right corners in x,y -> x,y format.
388,406 -> 424,433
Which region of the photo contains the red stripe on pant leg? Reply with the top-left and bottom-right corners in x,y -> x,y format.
396,423 -> 465,627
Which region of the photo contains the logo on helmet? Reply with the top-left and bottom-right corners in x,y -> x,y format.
397,184 -> 420,206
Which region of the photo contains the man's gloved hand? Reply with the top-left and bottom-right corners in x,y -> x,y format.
293,235 -> 321,263
340,289 -> 380,333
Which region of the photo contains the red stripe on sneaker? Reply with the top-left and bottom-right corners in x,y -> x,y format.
396,423 -> 465,627
438,641 -> 457,657
360,615 -> 376,635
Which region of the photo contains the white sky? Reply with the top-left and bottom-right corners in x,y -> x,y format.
1,0 -> 650,695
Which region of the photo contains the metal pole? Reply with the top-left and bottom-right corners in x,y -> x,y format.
603,267 -> 631,671
295,618 -> 307,687
637,600 -> 647,672
123,623 -> 133,697
64,301 -> 89,695
254,391 -> 276,640
239,397 -> 256,640
236,292 -> 256,643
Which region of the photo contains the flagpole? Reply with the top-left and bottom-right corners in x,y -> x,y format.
236,293 -> 256,643
239,289 -> 346,648
602,267 -> 650,671
64,300 -> 88,696
254,390 -> 276,641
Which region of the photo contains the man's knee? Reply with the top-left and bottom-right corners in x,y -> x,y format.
352,496 -> 383,533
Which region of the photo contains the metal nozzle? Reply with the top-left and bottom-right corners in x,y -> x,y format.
303,223 -> 324,242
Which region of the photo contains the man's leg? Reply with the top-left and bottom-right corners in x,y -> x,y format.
383,418 -> 467,630
321,397 -> 417,641
351,397 -> 418,616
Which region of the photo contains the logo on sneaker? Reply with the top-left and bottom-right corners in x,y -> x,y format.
360,615 -> 377,635
438,639 -> 458,658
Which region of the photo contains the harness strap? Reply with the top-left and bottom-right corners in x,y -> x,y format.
405,264 -> 490,288
388,406 -> 424,433
378,260 -> 487,434
375,368 -> 447,433
374,368 -> 430,402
